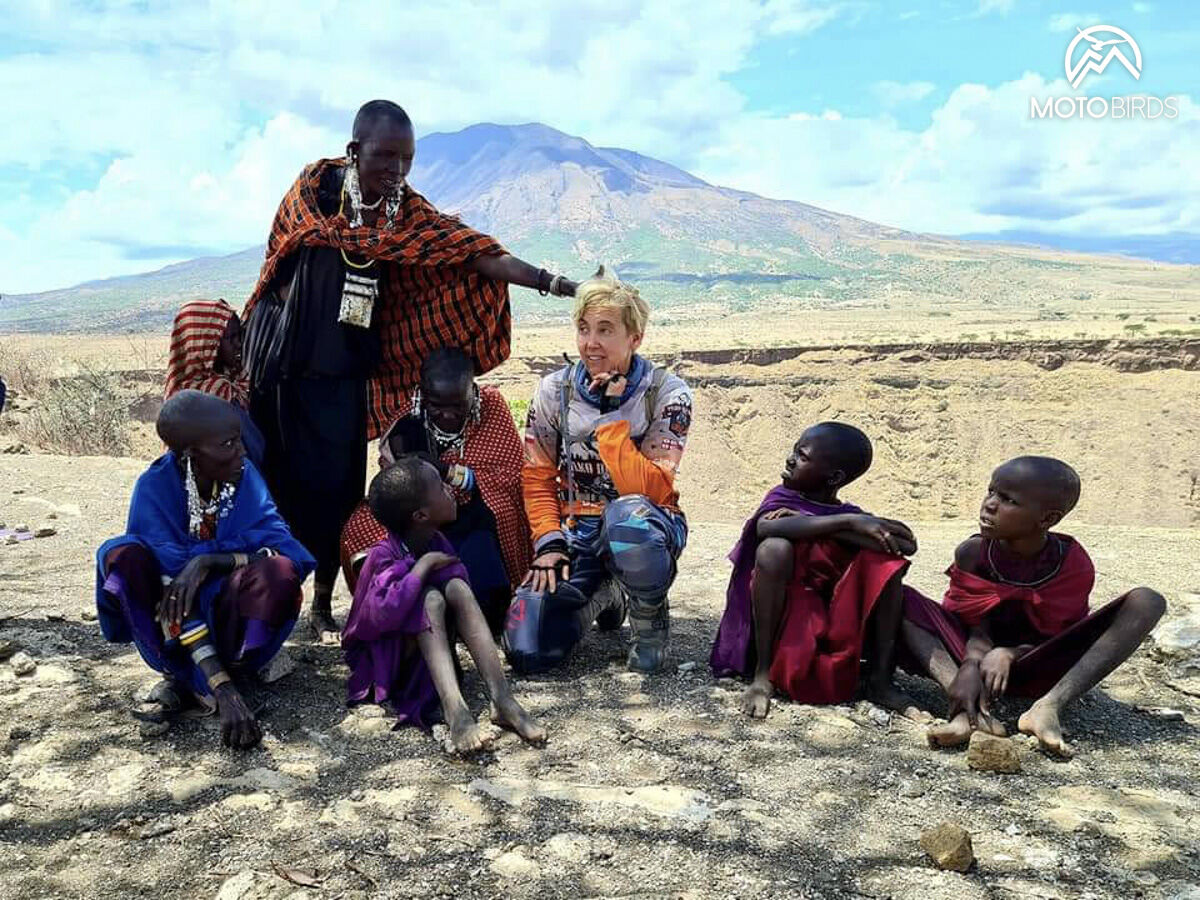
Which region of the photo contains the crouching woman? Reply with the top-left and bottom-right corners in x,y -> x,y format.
96,390 -> 315,748
507,268 -> 693,673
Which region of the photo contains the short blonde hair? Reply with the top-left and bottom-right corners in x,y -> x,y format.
571,266 -> 650,337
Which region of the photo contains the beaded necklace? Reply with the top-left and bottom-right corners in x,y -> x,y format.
986,535 -> 1065,587
184,457 -> 237,539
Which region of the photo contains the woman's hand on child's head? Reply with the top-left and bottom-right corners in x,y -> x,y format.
762,508 -> 800,521
979,647 -> 1018,699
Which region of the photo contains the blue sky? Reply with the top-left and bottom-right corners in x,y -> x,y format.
1,0 -> 1196,293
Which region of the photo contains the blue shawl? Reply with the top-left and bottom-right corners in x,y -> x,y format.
96,452 -> 315,643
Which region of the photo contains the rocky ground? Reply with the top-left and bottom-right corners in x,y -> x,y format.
2,453 -> 1199,900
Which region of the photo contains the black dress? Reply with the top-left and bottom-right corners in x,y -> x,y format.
250,166 -> 381,588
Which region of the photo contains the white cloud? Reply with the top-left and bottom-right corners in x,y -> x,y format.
0,1 -> 1194,293
1,0 -> 858,292
1048,12 -> 1100,32
976,0 -> 1015,15
1132,2 -> 1153,12
695,73 -> 1199,239
872,80 -> 937,106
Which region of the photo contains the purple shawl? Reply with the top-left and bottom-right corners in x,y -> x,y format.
709,485 -> 861,677
342,531 -> 469,728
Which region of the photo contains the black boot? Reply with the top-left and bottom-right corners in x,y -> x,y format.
626,596 -> 669,673
594,580 -> 627,632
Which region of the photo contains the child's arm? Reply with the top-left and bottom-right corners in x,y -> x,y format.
354,552 -> 459,642
759,512 -> 916,556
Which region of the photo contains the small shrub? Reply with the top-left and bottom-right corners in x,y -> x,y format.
506,395 -> 531,428
20,364 -> 131,455
1124,323 -> 1147,335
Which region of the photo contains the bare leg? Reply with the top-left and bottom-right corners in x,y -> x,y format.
415,587 -> 489,753
863,573 -> 922,716
309,580 -> 340,645
1020,588 -> 1165,758
443,579 -> 546,745
903,621 -> 1003,746
741,538 -> 793,718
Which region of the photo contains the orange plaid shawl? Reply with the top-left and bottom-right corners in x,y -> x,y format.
243,158 -> 512,438
165,298 -> 248,406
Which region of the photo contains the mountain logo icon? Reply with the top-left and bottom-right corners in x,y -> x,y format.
1065,25 -> 1142,90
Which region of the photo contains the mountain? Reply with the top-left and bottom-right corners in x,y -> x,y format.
0,122 -> 1192,332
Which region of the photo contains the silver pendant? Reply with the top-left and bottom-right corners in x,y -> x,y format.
338,272 -> 377,328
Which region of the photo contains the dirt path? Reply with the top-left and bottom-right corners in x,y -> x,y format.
2,456 -> 1199,899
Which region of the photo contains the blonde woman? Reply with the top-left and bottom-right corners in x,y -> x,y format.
507,268 -> 693,673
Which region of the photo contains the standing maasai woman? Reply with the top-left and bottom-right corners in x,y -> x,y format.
96,391 -> 315,748
165,298 -> 265,467
242,99 -> 578,641
339,348 -> 532,635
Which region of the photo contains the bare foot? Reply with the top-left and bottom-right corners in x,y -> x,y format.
492,697 -> 547,745
741,679 -> 773,718
865,679 -> 926,720
1019,702 -> 1073,758
978,711 -> 1008,737
927,712 -> 973,748
447,708 -> 491,754
308,602 -> 340,645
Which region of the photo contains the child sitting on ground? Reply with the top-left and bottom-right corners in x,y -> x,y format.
903,456 -> 1166,757
341,455 -> 545,753
710,422 -> 919,718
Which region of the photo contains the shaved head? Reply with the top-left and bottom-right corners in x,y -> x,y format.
352,99 -> 412,142
995,456 -> 1081,515
807,422 -> 874,484
157,389 -> 241,452
420,347 -> 475,393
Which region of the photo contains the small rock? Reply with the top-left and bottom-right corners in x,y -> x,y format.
1163,882 -> 1200,900
899,779 -> 927,798
867,706 -> 891,727
9,726 -> 32,741
33,526 -> 56,538
258,646 -> 296,684
0,640 -> 17,662
967,731 -> 1022,774
216,871 -> 258,900
1142,707 -> 1185,722
677,661 -> 698,673
1153,613 -> 1200,660
3,536 -> 17,546
920,823 -> 975,873
543,832 -> 592,864
81,609 -> 98,622
139,821 -> 176,839
490,849 -> 540,879
9,652 -> 36,677
1004,823 -> 1021,836
47,512 -> 58,520
14,524 -> 29,533
139,719 -> 171,740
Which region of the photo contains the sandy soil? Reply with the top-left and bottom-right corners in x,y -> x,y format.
1,334 -> 1199,899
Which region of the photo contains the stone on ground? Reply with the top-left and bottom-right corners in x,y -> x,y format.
921,823 -> 975,873
967,731 -> 1022,774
